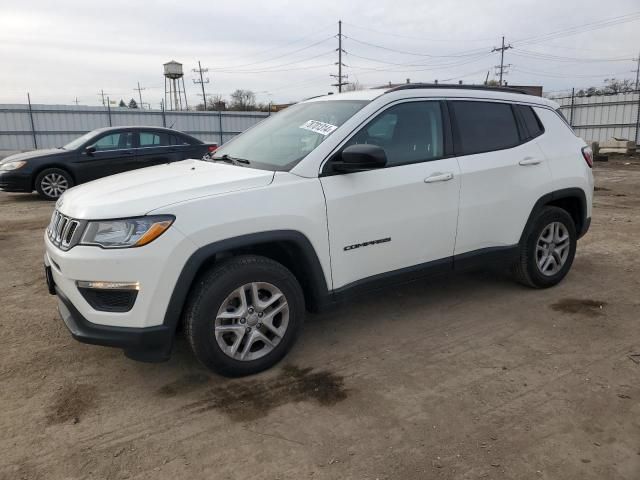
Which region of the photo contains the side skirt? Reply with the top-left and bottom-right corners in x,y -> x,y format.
323,245 -> 519,310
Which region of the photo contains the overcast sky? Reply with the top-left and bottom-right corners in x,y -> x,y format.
1,0 -> 639,107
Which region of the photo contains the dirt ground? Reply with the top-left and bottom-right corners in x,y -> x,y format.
1,157 -> 639,480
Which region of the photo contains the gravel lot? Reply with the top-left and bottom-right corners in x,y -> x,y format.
1,157 -> 639,480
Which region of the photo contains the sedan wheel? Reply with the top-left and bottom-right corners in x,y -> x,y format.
35,168 -> 74,200
40,173 -> 69,198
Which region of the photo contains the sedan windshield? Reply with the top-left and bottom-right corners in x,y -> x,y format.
62,130 -> 101,150
212,100 -> 368,171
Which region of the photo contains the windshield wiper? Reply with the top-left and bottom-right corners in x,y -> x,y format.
211,154 -> 250,165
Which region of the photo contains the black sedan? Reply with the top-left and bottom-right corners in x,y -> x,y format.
0,126 -> 217,200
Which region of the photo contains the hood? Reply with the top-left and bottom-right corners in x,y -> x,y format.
1,148 -> 64,163
57,159 -> 275,219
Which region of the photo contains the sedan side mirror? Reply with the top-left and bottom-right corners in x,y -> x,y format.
332,144 -> 387,173
85,145 -> 97,155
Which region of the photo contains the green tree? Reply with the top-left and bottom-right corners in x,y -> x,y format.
118,99 -> 126,108
128,98 -> 138,109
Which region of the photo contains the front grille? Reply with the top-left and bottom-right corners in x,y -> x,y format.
47,210 -> 85,250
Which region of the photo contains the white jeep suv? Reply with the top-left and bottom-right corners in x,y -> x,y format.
44,85 -> 593,376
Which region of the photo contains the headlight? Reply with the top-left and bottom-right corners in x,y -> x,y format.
0,161 -> 27,171
80,215 -> 174,248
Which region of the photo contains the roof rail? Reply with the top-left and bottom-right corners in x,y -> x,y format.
386,83 -> 529,95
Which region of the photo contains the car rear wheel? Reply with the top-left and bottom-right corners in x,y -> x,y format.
35,168 -> 74,200
512,206 -> 577,288
183,255 -> 305,377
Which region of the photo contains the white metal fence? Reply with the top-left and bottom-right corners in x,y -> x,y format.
0,104 -> 270,151
552,90 -> 640,144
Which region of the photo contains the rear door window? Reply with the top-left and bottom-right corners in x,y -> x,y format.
139,132 -> 169,147
450,101 -> 520,155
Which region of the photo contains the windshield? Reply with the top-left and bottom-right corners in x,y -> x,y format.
213,100 -> 368,171
62,130 -> 101,150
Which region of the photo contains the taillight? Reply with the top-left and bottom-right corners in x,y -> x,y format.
208,144 -> 218,153
581,146 -> 593,168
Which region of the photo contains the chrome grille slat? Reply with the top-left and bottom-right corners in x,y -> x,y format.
47,210 -> 84,251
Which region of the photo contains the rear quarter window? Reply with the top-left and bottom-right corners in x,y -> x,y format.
518,105 -> 544,139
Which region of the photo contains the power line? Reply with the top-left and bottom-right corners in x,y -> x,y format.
511,66 -> 632,78
513,12 -> 640,46
208,23 -> 334,69
512,49 -> 635,63
345,35 -> 488,58
342,21 -> 496,43
213,50 -> 335,74
344,50 -> 490,68
346,52 -> 493,74
208,35 -> 335,71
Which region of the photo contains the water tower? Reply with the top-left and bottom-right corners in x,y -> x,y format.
163,60 -> 189,110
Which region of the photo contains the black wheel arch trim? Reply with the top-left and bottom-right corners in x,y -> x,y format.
162,230 -> 330,337
520,187 -> 590,242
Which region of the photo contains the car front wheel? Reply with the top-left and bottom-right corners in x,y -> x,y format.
35,168 -> 74,200
183,255 -> 305,377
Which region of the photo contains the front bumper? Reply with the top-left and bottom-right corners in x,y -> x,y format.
0,171 -> 32,192
44,221 -> 196,362
56,286 -> 173,362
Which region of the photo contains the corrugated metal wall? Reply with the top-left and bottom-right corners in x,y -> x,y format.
554,91 -> 640,144
0,104 -> 270,150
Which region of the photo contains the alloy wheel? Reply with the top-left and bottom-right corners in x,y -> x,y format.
214,282 -> 289,361
40,173 -> 69,198
536,221 -> 571,276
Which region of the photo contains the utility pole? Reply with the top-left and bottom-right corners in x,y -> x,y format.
73,97 -> 79,105
98,89 -> 109,107
193,61 -> 210,109
492,36 -> 512,86
634,51 -> 640,91
330,20 -> 348,92
134,82 -> 146,110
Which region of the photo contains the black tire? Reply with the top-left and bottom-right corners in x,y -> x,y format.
183,255 -> 305,377
513,206 -> 577,288
35,168 -> 74,200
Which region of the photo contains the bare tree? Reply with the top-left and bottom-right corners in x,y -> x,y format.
208,94 -> 227,111
229,89 -> 256,111
343,81 -> 364,92
603,78 -> 635,94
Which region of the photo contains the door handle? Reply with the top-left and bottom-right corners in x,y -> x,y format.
424,172 -> 454,183
519,157 -> 542,166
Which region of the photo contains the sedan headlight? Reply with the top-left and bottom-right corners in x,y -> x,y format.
0,161 -> 27,171
80,215 -> 174,248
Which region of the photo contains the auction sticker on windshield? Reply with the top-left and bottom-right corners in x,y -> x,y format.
299,120 -> 338,136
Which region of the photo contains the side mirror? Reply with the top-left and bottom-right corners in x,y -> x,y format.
85,145 -> 96,155
332,144 -> 387,173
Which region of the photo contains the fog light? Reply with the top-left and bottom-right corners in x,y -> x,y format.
76,281 -> 139,290
76,281 -> 139,312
